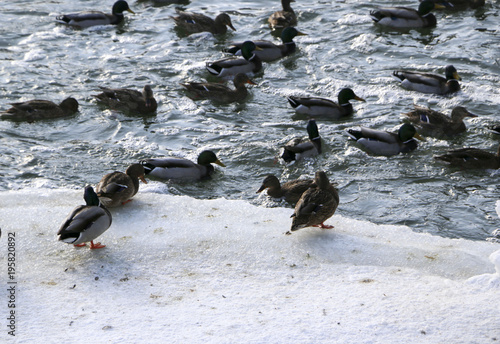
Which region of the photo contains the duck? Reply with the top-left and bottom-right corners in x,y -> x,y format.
56,0 -> 134,28
281,119 -> 322,163
172,11 -> 236,35
1,97 -> 79,122
224,27 -> 307,62
140,150 -> 225,181
93,85 -> 158,114
206,41 -> 263,78
403,105 -> 477,138
287,88 -> 365,119
370,1 -> 446,28
346,123 -> 424,156
256,175 -> 314,204
434,144 -> 500,169
95,163 -> 147,208
393,65 -> 461,95
57,185 -> 112,249
289,171 -> 339,233
180,73 -> 256,103
269,0 -> 297,31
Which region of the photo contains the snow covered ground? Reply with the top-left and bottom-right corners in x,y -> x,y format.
0,188 -> 499,343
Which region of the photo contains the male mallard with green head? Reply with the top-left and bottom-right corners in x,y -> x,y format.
225,27 -> 307,62
206,41 -> 263,78
94,85 -> 157,114
173,11 -> 236,35
370,1 -> 446,28
287,88 -> 365,119
257,175 -> 314,204
140,150 -> 225,181
56,0 -> 135,28
403,105 -> 477,138
96,163 -> 147,208
346,123 -> 424,156
57,186 -> 112,249
393,65 -> 461,95
1,97 -> 79,122
289,171 -> 339,233
281,119 -> 322,163
181,73 -> 256,103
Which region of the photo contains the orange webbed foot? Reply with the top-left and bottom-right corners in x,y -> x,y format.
89,241 -> 106,249
314,223 -> 334,229
73,243 -> 86,247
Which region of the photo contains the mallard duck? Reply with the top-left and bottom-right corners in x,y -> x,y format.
403,105 -> 477,138
289,171 -> 339,233
56,0 -> 135,28
257,175 -> 314,204
173,11 -> 236,35
57,186 -> 112,249
206,41 -> 263,78
96,163 -> 147,208
434,144 -> 500,169
224,27 -> 306,62
1,97 -> 79,122
287,88 -> 365,119
393,65 -> 461,95
370,1 -> 446,28
269,0 -> 297,31
140,150 -> 225,181
281,119 -> 322,163
93,85 -> 158,114
346,123 -> 424,156
180,73 -> 256,103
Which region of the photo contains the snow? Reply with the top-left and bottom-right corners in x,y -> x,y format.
1,188 -> 499,343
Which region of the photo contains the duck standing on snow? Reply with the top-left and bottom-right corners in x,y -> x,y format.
370,1 -> 446,28
346,123 -> 424,156
257,175 -> 314,204
403,105 -> 477,138
180,73 -> 256,103
434,144 -> 500,169
1,97 -> 79,122
93,85 -> 157,114
173,11 -> 236,35
287,88 -> 365,120
281,119 -> 322,163
140,150 -> 225,181
96,163 -> 147,208
206,41 -> 263,78
57,186 -> 112,249
56,0 -> 135,28
224,27 -> 307,62
289,171 -> 339,233
269,0 -> 297,31
393,65 -> 461,95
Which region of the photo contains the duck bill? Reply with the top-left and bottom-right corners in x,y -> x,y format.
434,3 -> 447,9
254,46 -> 264,51
215,159 -> 226,167
127,9 -> 135,14
296,31 -> 308,36
354,96 -> 366,102
256,185 -> 266,193
453,71 -> 462,81
140,175 -> 148,184
414,132 -> 425,141
229,23 -> 236,31
247,79 -> 257,85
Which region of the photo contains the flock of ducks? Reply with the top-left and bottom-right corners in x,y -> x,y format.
2,0 -> 496,249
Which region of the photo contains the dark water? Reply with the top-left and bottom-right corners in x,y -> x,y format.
0,0 -> 499,240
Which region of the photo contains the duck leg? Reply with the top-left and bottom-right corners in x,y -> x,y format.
89,241 -> 106,249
